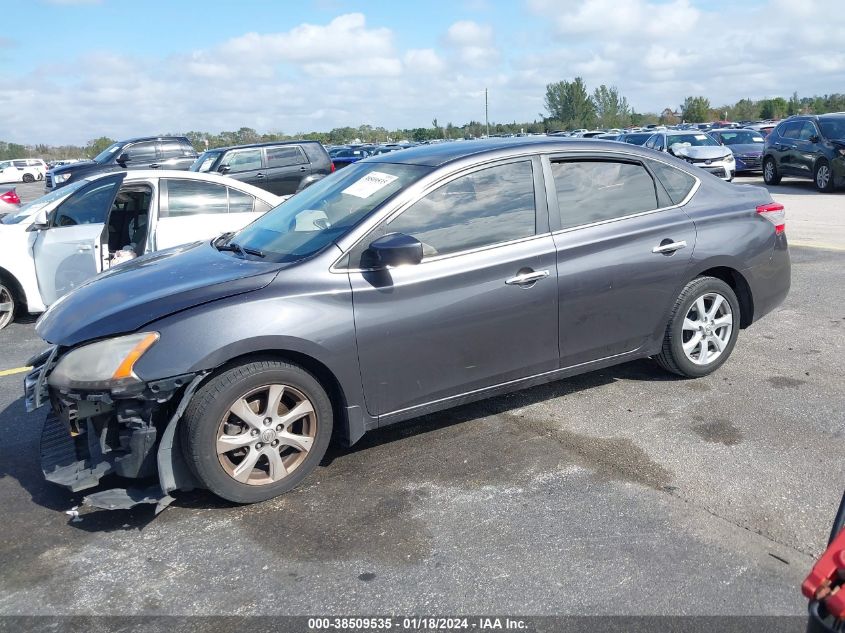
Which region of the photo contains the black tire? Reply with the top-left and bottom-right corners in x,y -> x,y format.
180,360 -> 333,504
763,156 -> 781,185
814,159 -> 835,193
655,276 -> 741,378
22,173 -> 34,183
0,280 -> 16,330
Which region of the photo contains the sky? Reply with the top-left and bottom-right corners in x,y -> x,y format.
0,0 -> 843,145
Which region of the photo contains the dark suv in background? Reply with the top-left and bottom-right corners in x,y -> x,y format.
46,136 -> 198,191
763,114 -> 845,192
190,141 -> 333,196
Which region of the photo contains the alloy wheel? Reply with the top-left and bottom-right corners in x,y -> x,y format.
764,160 -> 774,182
216,383 -> 317,486
0,285 -> 13,329
816,164 -> 830,190
681,292 -> 733,366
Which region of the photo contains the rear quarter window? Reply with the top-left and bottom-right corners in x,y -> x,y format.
648,160 -> 697,205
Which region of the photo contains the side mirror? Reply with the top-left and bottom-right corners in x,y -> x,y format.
116,152 -> 130,165
218,164 -> 231,174
27,208 -> 49,231
365,233 -> 423,268
809,135 -> 820,143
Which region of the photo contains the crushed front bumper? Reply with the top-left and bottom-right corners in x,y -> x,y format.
26,348 -> 206,513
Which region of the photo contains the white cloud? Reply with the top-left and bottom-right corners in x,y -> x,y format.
443,20 -> 498,68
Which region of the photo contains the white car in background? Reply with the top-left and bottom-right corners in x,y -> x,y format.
0,170 -> 282,329
0,159 -> 47,184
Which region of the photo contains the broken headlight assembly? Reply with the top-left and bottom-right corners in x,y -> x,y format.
48,332 -> 159,391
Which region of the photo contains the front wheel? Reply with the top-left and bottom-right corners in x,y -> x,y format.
814,159 -> 835,193
21,173 -> 34,183
180,360 -> 333,504
655,276 -> 740,378
763,156 -> 781,185
0,281 -> 15,330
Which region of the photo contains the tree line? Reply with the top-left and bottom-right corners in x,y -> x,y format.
2,86 -> 843,160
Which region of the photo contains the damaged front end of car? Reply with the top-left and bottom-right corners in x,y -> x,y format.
25,335 -> 207,514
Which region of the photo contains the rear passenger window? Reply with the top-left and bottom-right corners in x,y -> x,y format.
166,180 -> 229,216
228,187 -> 255,213
265,146 -> 307,168
385,161 -> 536,258
648,160 -> 697,205
551,160 -> 658,230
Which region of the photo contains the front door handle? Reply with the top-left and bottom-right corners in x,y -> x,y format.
149,163 -> 160,169
652,240 -> 687,254
505,269 -> 550,286
255,172 -> 265,179
77,244 -> 93,252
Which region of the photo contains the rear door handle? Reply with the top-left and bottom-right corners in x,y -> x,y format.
77,244 -> 93,252
652,240 -> 687,254
149,163 -> 160,169
299,166 -> 307,171
255,173 -> 265,179
505,269 -> 550,286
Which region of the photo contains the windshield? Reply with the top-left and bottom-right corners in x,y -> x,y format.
0,180 -> 87,225
717,131 -> 765,145
624,133 -> 653,145
0,161 -> 10,170
191,150 -> 222,172
820,118 -> 845,140
667,133 -> 719,147
93,142 -> 123,164
229,162 -> 431,263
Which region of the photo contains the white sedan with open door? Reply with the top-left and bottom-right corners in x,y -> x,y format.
0,170 -> 282,329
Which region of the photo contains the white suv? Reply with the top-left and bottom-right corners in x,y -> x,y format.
0,159 -> 47,184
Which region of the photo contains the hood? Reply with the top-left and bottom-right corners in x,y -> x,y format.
51,160 -> 95,173
670,144 -> 731,160
724,143 -> 763,156
831,139 -> 845,150
36,241 -> 284,347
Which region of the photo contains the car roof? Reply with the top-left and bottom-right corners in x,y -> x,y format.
84,170 -> 282,203
118,136 -> 190,144
204,140 -> 322,152
366,136 -> 647,167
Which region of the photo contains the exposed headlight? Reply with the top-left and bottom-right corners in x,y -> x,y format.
724,154 -> 735,163
52,173 -> 71,184
837,148 -> 845,157
48,332 -> 159,390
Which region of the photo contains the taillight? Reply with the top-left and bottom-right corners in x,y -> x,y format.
0,189 -> 20,205
756,202 -> 785,234
330,162 -> 336,173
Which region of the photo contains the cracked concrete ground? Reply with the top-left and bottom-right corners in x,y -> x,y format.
0,179 -> 842,615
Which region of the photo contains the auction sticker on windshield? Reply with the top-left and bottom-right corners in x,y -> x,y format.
342,172 -> 399,198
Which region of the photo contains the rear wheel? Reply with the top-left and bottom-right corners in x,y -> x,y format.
763,156 -> 781,185
814,159 -> 834,193
655,276 -> 740,378
0,282 -> 15,330
181,360 -> 333,504
21,173 -> 34,183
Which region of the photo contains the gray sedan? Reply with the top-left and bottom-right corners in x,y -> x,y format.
28,138 -> 791,511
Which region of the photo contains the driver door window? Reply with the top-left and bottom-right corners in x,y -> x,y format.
383,161 -> 537,259
225,149 -> 263,173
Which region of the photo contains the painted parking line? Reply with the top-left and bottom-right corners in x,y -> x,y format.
0,366 -> 32,377
790,240 -> 845,252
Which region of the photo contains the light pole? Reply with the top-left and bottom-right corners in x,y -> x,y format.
485,88 -> 489,138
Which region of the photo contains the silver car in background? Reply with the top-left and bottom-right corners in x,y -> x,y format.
644,130 -> 736,181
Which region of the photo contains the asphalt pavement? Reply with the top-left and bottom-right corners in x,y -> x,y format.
0,175 -> 842,616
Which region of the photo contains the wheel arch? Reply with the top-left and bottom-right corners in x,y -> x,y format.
696,266 -> 754,328
190,347 -> 359,447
